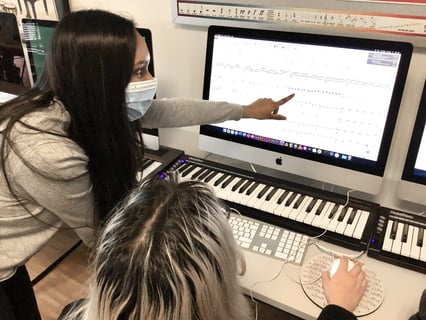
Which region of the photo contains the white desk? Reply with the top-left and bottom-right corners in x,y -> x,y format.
239,240 -> 425,320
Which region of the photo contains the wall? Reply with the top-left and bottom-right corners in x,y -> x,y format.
69,0 -> 426,212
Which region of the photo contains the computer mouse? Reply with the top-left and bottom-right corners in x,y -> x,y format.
329,257 -> 355,278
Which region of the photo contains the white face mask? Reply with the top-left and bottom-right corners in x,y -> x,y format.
125,78 -> 157,121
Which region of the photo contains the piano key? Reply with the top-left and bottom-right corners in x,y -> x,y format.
353,210 -> 369,240
191,167 -> 207,180
337,206 -> 350,222
327,205 -> 344,232
181,164 -> 196,177
409,226 -> 421,260
313,201 -> 333,228
245,184 -> 267,207
203,170 -> 218,183
401,225 -> 414,258
382,220 -> 394,252
213,173 -> 228,186
293,196 -> 314,222
335,207 -> 353,235
231,178 -> 245,192
319,203 -> 338,230
303,199 -> 323,225
401,223 -> 409,243
305,198 -> 318,213
198,168 -> 211,180
343,209 -> 361,238
260,188 -> 286,214
390,220 -> 398,239
417,227 -> 424,247
177,162 -> 190,173
390,221 -> 404,254
252,185 -> 273,209
265,187 -> 278,201
274,191 -> 294,217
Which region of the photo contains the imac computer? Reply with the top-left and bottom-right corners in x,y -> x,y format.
200,25 -> 413,195
21,19 -> 160,151
398,79 -> 426,206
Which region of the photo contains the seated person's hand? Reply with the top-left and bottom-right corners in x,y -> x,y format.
322,256 -> 367,312
242,93 -> 295,120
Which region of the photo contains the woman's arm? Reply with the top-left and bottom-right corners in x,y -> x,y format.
141,94 -> 294,128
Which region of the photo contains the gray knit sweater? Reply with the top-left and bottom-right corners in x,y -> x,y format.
0,98 -> 243,280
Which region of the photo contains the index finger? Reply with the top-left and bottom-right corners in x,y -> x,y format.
277,93 -> 295,106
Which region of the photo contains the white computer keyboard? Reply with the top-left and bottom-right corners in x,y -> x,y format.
229,212 -> 309,265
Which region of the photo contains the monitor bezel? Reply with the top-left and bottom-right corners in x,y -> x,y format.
401,79 -> 426,186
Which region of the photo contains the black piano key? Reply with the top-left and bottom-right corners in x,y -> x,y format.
293,195 -> 305,209
239,180 -> 253,193
178,162 -> 190,173
231,178 -> 245,191
285,192 -> 297,206
257,185 -> 270,199
328,204 -> 339,219
306,198 -> 318,213
181,165 -> 196,177
191,168 -> 206,180
277,190 -> 289,205
204,171 -> 217,183
390,220 -> 398,239
417,228 -> 424,247
315,200 -> 325,215
401,223 -> 409,243
265,187 -> 278,201
198,168 -> 211,180
347,209 -> 357,224
246,182 -> 260,196
337,206 -> 349,222
214,173 -> 228,187
222,175 -> 235,188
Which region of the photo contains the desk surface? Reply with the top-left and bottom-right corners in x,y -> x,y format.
239,239 -> 425,320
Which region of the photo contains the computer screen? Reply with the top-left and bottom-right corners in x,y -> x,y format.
21,19 -> 160,150
0,13 -> 32,94
200,25 -> 412,194
398,79 -> 426,205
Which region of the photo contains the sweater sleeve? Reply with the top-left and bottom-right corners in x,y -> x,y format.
317,305 -> 357,320
141,98 -> 243,128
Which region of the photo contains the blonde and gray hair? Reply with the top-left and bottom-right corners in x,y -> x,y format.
62,177 -> 251,320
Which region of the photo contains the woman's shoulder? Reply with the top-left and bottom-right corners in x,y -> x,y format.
9,101 -> 89,179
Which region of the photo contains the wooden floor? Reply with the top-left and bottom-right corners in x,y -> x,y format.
26,229 -> 302,320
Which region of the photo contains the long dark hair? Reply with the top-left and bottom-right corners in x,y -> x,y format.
0,10 -> 144,224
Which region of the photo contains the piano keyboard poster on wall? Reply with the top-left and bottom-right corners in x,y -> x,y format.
172,0 -> 426,47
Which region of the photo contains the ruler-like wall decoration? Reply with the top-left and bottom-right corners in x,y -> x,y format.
173,1 -> 426,46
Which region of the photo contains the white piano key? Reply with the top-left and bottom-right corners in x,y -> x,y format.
382,220 -> 394,252
335,207 -> 352,235
292,196 -> 313,221
318,202 -> 335,229
223,177 -> 243,201
303,199 -> 322,225
260,188 -> 285,213
343,209 -> 361,238
352,210 -> 369,240
409,226 -> 421,260
273,191 -> 294,216
390,222 -> 404,254
327,205 -> 344,232
252,185 -> 273,209
280,193 -> 301,218
401,225 -> 414,258
137,160 -> 161,181
245,184 -> 267,207
312,201 -> 332,227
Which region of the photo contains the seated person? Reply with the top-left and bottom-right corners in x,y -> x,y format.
59,177 -> 366,320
